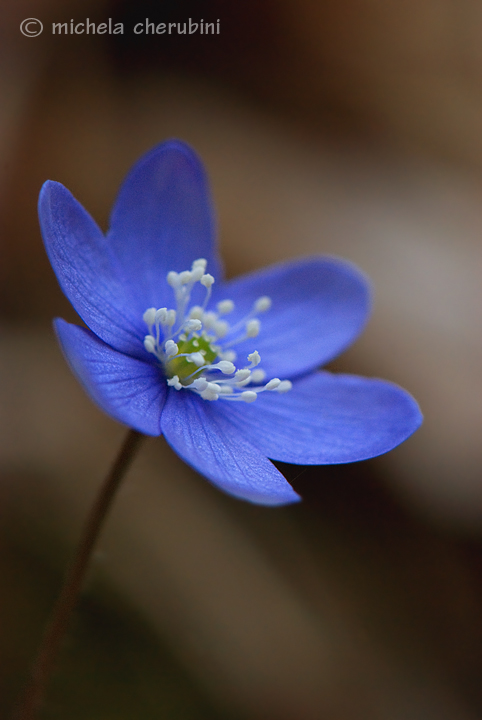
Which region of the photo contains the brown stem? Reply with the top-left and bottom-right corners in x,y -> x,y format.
12,429 -> 144,720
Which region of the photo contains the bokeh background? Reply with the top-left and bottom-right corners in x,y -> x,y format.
2,1 -> 482,718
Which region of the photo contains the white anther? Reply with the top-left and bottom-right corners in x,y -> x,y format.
239,391 -> 257,403
155,308 -> 168,324
166,309 -> 176,326
238,376 -> 252,387
254,296 -> 272,313
200,273 -> 214,288
167,271 -> 180,287
247,351 -> 261,366
164,339 -> 179,358
250,369 -> 266,384
201,391 -> 218,401
217,299 -> 234,315
191,265 -> 204,282
143,308 -> 157,326
192,258 -> 207,271
185,319 -> 202,332
202,311 -> 217,329
167,375 -> 182,390
144,335 -> 156,353
179,270 -> 192,285
147,262 -> 286,404
189,352 -> 205,367
276,380 -> 292,393
215,361 -> 236,375
213,320 -> 229,338
221,350 -> 237,362
246,319 -> 260,338
201,383 -> 221,401
189,306 -> 203,320
191,378 -> 208,391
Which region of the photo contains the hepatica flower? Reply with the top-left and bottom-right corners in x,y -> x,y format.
39,140 -> 422,506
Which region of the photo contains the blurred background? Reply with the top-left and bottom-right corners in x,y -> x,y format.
2,0 -> 482,718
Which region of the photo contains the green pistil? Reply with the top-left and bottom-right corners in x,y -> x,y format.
166,333 -> 219,383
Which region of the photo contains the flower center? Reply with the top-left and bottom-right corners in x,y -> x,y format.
142,258 -> 291,402
166,334 -> 219,383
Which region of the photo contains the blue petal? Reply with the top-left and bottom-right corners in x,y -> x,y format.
55,319 -> 165,436
161,390 -> 301,505
215,372 -> 422,464
215,258 -> 371,378
39,181 -> 144,357
108,140 -> 222,315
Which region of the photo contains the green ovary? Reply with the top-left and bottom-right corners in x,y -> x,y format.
166,334 -> 219,384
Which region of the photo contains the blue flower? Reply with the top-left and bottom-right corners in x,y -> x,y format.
38,140 -> 422,506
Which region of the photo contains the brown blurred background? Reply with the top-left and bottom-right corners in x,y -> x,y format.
2,1 -> 482,718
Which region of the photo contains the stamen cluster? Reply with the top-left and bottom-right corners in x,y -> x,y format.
142,259 -> 292,402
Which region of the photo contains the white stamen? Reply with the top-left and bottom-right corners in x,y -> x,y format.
234,368 -> 251,382
167,375 -> 182,390
164,339 -> 179,358
167,272 -> 180,287
200,273 -> 214,288
247,351 -> 261,366
213,320 -> 229,338
166,309 -> 176,326
201,382 -> 221,401
239,391 -> 257,403
217,299 -> 234,315
190,265 -> 204,282
192,377 -> 208,391
202,311 -> 217,329
155,308 -> 168,324
142,260 -> 291,403
179,270 -> 192,285
185,319 -> 202,332
192,258 -> 207,271
250,369 -> 266,383
188,352 -> 205,367
254,296 -> 272,313
144,335 -> 156,353
143,307 -> 157,326
212,360 -> 236,374
189,306 -> 204,320
220,350 -> 237,362
246,319 -> 260,338
237,375 -> 252,387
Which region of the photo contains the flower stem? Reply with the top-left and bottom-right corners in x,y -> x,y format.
13,429 -> 144,720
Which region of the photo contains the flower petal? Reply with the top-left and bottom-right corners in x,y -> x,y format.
39,181 -> 144,356
216,372 -> 422,464
216,258 -> 371,378
161,390 -> 301,505
55,318 -> 165,436
108,140 -> 222,315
